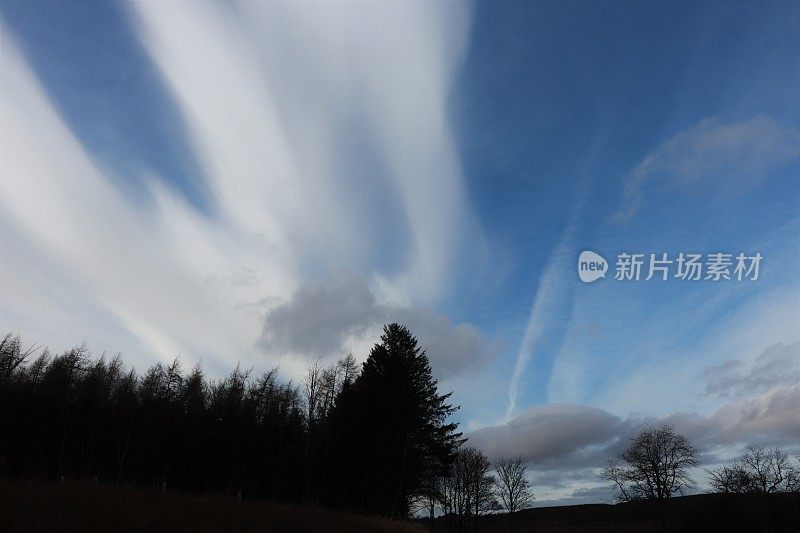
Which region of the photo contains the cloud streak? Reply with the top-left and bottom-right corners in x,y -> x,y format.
504,235 -> 575,420
0,29 -> 275,371
504,181 -> 591,420
705,342 -> 800,399
130,0 -> 479,301
615,114 -> 800,222
0,2 -> 480,380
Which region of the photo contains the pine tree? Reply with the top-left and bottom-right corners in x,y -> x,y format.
328,323 -> 462,517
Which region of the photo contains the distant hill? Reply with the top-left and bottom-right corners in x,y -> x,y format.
422,492 -> 800,532
0,478 -> 421,532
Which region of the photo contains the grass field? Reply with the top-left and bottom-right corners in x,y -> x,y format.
0,478 -> 421,532
422,492 -> 800,532
3,478 -> 799,532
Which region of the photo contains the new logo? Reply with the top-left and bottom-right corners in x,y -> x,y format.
578,250 -> 608,283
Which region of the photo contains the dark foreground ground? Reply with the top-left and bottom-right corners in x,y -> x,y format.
0,478 -> 421,532
3,479 -> 799,533
421,492 -> 800,532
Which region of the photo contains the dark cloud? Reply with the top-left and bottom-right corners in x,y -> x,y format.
666,385 -> 800,448
468,382 -> 800,502
472,340 -> 799,472
260,277 -> 494,378
469,404 -> 629,468
390,308 -> 496,380
260,277 -> 380,356
472,392 -> 799,467
533,468 -> 607,492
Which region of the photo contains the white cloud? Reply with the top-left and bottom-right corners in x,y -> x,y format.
0,1 -> 479,380
582,283 -> 800,418
545,213 -> 800,418
669,385 -> 800,447
478,316 -> 800,501
129,0 -> 480,302
0,30 -> 280,373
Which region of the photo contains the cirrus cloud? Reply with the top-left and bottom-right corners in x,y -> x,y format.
0,1 -> 481,382
615,114 -> 800,222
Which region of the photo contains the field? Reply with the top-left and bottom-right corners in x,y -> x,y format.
3,478 -> 799,532
0,478 -> 421,533
422,492 -> 800,532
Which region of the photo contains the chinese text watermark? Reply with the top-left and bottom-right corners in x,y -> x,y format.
578,251 -> 762,283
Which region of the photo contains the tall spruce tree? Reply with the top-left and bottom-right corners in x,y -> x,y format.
327,323 -> 462,517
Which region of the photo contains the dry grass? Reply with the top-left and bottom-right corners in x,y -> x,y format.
0,478 -> 422,532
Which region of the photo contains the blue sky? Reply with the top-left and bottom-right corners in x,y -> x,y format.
1,1 -> 798,504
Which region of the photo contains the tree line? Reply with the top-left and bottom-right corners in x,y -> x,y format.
428,448 -> 533,531
601,424 -> 799,502
0,325 -> 531,522
601,424 -> 799,530
2,328 -> 795,525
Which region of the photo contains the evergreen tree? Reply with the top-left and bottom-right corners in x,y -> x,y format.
327,323 -> 461,517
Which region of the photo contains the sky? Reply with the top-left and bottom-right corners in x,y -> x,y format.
1,1 -> 799,505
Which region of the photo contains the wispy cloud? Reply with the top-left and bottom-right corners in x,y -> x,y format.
129,0 -> 480,302
0,29 -> 276,372
504,234 -> 575,420
0,1 -> 481,379
705,342 -> 800,399
615,114 -> 800,222
504,182 -> 591,420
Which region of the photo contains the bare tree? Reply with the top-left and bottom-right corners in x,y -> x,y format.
0,333 -> 40,384
438,453 -> 468,524
437,447 -> 497,531
601,424 -> 698,502
495,457 -> 533,513
315,353 -> 360,420
164,357 -> 183,402
303,359 -> 322,425
410,456 -> 444,532
302,354 -> 361,426
465,447 -> 498,525
792,453 -> 800,493
337,353 -> 359,390
317,365 -> 338,418
708,444 -> 800,531
709,444 -> 799,494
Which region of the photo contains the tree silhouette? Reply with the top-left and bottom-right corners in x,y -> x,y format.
327,323 -> 461,517
495,456 -> 533,514
465,446 -> 498,529
707,444 -> 800,531
601,424 -> 697,503
709,444 -> 799,495
0,327 -> 460,519
437,446 -> 498,529
0,334 -> 305,498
